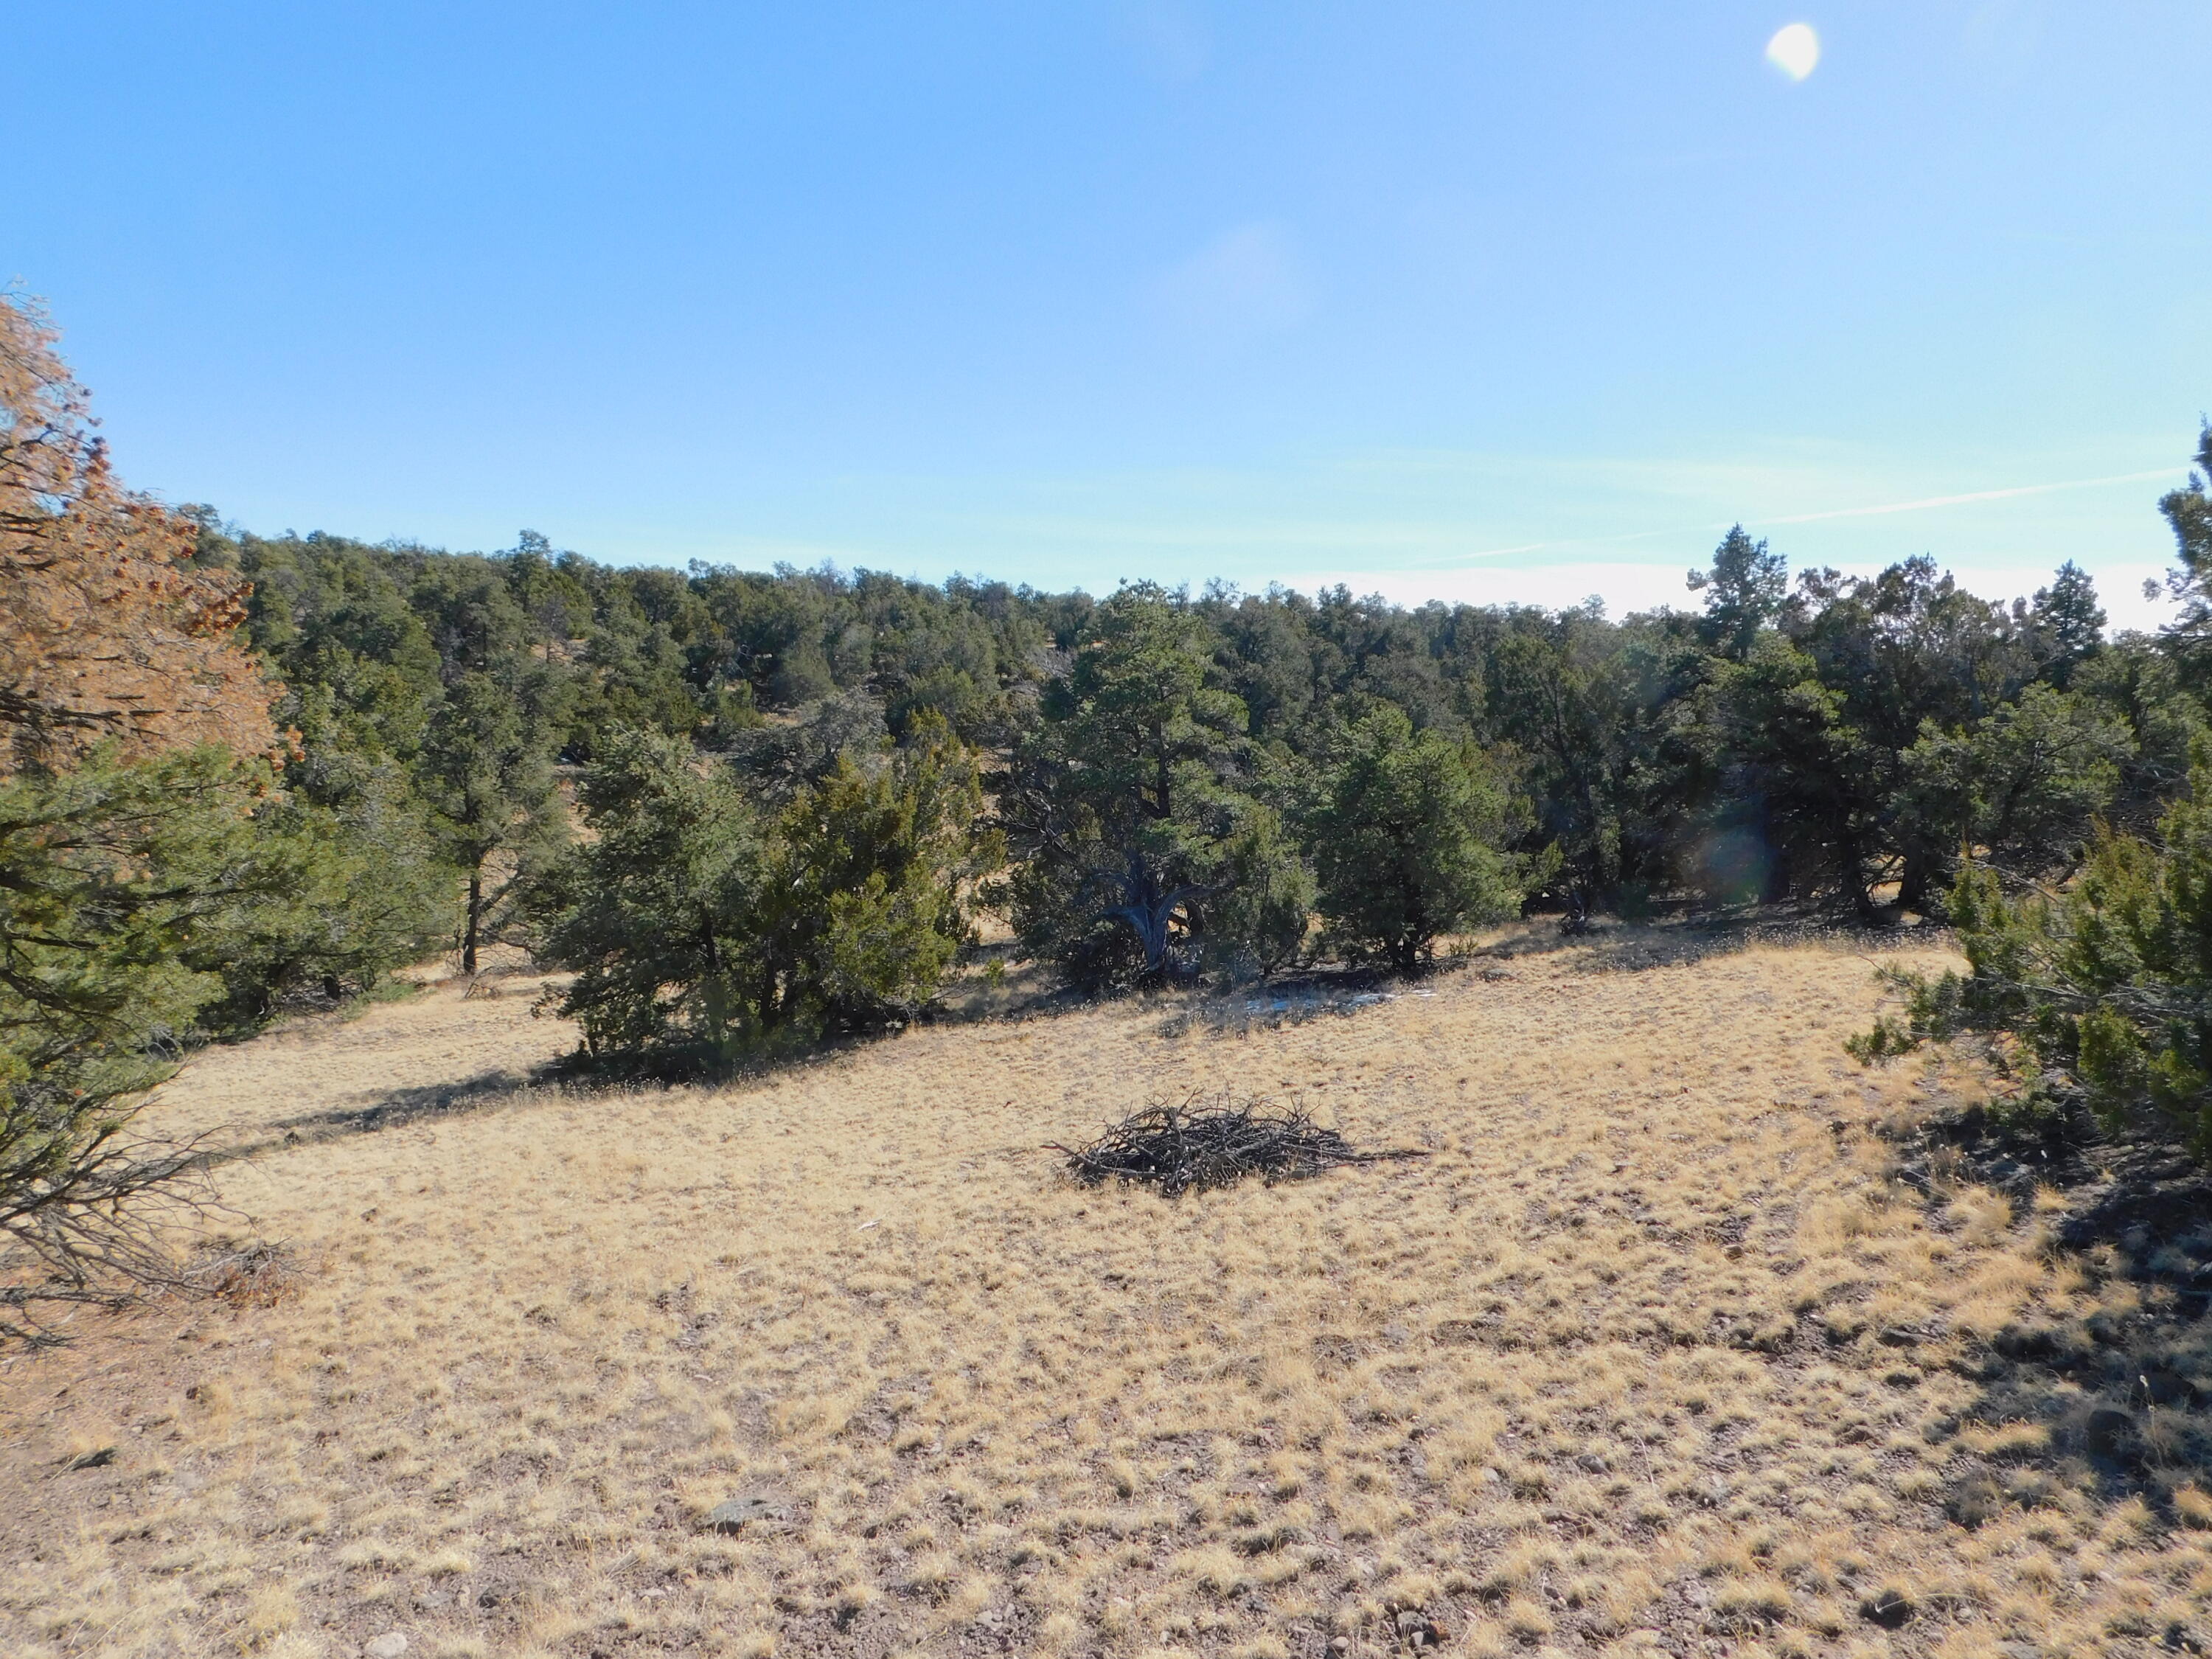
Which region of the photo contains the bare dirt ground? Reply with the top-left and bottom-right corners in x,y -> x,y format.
4,928 -> 2211,1659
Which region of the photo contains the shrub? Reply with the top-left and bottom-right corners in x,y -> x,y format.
537,717 -> 998,1066
1852,750 -> 2212,1155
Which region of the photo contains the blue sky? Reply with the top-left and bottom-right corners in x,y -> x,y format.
8,3 -> 2209,623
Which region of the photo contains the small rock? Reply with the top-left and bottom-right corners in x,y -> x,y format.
2084,1406 -> 2140,1465
2142,1367 -> 2201,1408
1862,1590 -> 1916,1630
1877,1324 -> 1921,1348
1330,1639 -> 1352,1652
364,1635 -> 409,1659
1993,1324 -> 2063,1360
704,1494 -> 785,1532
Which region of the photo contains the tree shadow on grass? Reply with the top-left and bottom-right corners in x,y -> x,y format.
1152,964 -> 1428,1039
1481,905 -> 1948,975
213,1067 -> 554,1162
1896,1107 -> 2212,1560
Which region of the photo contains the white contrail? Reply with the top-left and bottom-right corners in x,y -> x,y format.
1762,467 -> 2182,526
1433,465 -> 2183,567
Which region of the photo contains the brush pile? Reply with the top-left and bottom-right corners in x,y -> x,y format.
1057,1092 -> 1424,1197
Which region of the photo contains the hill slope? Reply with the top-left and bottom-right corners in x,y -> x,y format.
4,931 -> 2207,1658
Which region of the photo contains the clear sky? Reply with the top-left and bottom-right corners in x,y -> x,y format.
9,3 -> 2209,624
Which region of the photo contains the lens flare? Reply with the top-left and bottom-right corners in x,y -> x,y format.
1765,22 -> 1820,80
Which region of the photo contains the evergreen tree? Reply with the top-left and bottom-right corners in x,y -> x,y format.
998,582 -> 1277,987
2156,423 -> 2212,681
1688,526 -> 1787,661
0,745 -> 355,1339
1300,704 -> 1523,970
538,720 -> 998,1066
2026,560 -> 2107,688
757,714 -> 1001,1031
420,666 -> 568,973
1894,684 -> 2132,897
535,728 -> 768,1062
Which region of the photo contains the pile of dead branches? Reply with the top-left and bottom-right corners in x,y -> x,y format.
1055,1092 -> 1425,1197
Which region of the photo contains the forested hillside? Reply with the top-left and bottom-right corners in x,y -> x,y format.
195,470 -> 2202,970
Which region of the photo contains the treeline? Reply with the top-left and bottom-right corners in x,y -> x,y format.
195,499 -> 2197,1001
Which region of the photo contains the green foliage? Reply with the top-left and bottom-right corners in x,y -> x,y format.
1300,704 -> 1523,970
532,728 -> 768,1062
1688,525 -> 1788,660
419,664 -> 569,972
1203,798 -> 1316,977
190,773 -> 457,1029
762,715 -> 1003,1026
0,745 -> 451,1336
2155,424 -> 2212,684
2025,560 -> 2107,688
1482,603 -> 1700,914
1700,635 -> 1879,908
159,427 -> 2212,1034
0,748 -> 257,1107
537,720 -> 998,1068
1895,684 -> 2131,896
1851,751 -> 2212,1155
726,690 -> 889,807
997,582 -> 1295,987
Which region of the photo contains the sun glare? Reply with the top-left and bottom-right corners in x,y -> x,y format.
1765,21 -> 1820,81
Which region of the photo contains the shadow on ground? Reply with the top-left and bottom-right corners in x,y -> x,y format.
1485,906 -> 1949,975
1899,1106 -> 2212,1573
216,1068 -> 551,1161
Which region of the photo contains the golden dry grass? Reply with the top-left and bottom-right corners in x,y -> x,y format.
4,930 -> 2210,1658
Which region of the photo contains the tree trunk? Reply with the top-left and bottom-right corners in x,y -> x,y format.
1835,827 -> 1877,920
462,863 -> 483,975
1898,845 -> 1935,912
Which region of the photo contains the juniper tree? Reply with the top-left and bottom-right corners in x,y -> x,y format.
538,717 -> 998,1065
1300,703 -> 1523,971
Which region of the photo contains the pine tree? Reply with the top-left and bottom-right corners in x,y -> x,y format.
1688,525 -> 1787,661
537,719 -> 998,1066
997,582 -> 1302,986
420,665 -> 568,973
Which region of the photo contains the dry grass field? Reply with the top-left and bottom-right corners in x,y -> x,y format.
5,927 -> 2212,1659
